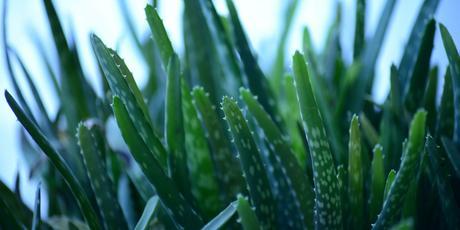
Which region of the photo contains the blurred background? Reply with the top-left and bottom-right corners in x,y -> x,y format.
0,0 -> 459,215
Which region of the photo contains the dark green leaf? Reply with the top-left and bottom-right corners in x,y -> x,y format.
353,0 -> 366,58
31,183 -> 41,230
236,195 -> 260,230
201,201 -> 237,230
348,115 -> 364,229
145,5 -> 174,68
369,145 -> 385,223
134,196 -> 160,230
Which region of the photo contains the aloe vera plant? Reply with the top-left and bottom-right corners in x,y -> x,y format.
2,0 -> 460,229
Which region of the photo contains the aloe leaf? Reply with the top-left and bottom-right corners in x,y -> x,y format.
398,0 -> 440,91
221,97 -> 277,228
225,0 -> 279,121
240,87 -> 314,229
360,112 -> 379,148
236,195 -> 260,229
91,34 -> 168,169
165,54 -> 193,203
270,0 -> 299,92
389,218 -> 414,230
353,0 -> 366,58
424,67 -> 438,132
426,136 -> 460,229
439,23 -> 460,144
5,91 -> 102,229
145,5 -> 174,68
348,115 -> 364,229
441,137 -> 460,179
182,80 -> 221,217
202,201 -> 237,230
383,169 -> 396,200
126,164 -> 155,202
436,67 -> 454,137
192,87 -> 244,200
77,122 -> 127,229
292,51 -> 342,229
31,183 -> 41,230
373,110 -> 427,229
0,179 -> 32,228
112,96 -> 203,228
404,19 -> 436,113
369,145 -> 385,223
134,196 -> 160,230
349,0 -> 397,112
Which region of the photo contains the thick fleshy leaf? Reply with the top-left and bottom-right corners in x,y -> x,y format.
221,97 -> 277,229
348,115 -> 364,229
134,196 -> 160,230
145,5 -> 174,68
5,91 -> 101,230
369,145 -> 385,223
236,195 -> 260,230
292,51 -> 342,229
373,110 -> 426,229
201,201 -> 237,230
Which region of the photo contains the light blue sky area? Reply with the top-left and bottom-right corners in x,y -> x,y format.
0,0 -> 459,213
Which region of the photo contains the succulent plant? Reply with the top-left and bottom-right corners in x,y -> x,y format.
1,0 -> 460,229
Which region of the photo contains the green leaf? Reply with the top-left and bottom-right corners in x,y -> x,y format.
424,67 -> 438,132
353,0 -> 366,58
201,201 -> 237,230
91,34 -> 167,169
240,87 -> 314,229
389,218 -> 414,230
369,145 -> 385,223
426,136 -> 460,229
5,91 -> 102,230
134,196 -> 160,230
349,0 -> 397,112
31,183 -> 41,230
360,112 -> 379,149
165,54 -> 192,203
77,122 -> 127,230
373,110 -> 426,229
348,115 -> 364,229
0,179 -> 32,228
192,87 -> 244,201
182,81 -> 221,217
236,195 -> 260,230
145,5 -> 174,68
292,51 -> 342,229
399,0 -> 440,91
112,96 -> 203,228
436,67 -> 454,137
225,0 -> 279,122
439,23 -> 460,144
221,96 -> 277,228
404,19 -> 436,113
441,137 -> 460,179
384,169 -> 396,200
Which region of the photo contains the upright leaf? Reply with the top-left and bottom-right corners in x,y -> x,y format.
436,68 -> 454,137
31,183 -> 41,230
201,201 -> 237,230
373,110 -> 426,229
134,196 -> 160,230
5,91 -> 101,230
222,97 -> 277,229
292,52 -> 342,229
369,145 -> 385,223
236,195 -> 260,230
145,5 -> 174,69
348,115 -> 364,229
353,0 -> 366,58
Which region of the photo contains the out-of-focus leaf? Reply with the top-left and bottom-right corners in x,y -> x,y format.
292,51 -> 342,229
5,91 -> 101,229
373,110 -> 426,229
369,145 -> 385,223
0,179 -> 32,228
441,137 -> 460,179
360,112 -> 379,147
384,169 -> 396,200
201,201 -> 237,230
424,67 -> 438,132
439,23 -> 460,144
348,115 -> 364,229
221,97 -> 277,228
236,195 -> 260,230
436,67 -> 454,138
134,196 -> 159,230
389,218 -> 414,230
31,182 -> 41,230
353,0 -> 366,58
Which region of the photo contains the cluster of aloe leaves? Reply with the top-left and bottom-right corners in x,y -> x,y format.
1,0 -> 460,229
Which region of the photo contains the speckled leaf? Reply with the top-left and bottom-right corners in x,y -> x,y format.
221,97 -> 277,229
240,87 -> 314,229
201,201 -> 237,230
182,81 -> 221,217
236,195 -> 260,230
145,5 -> 174,68
292,51 -> 342,229
112,96 -> 203,228
192,87 -> 244,201
348,115 -> 364,229
91,34 -> 167,169
440,23 -> 460,144
77,122 -> 127,230
5,91 -> 101,230
373,110 -> 426,229
369,145 -> 385,223
134,196 -> 160,230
